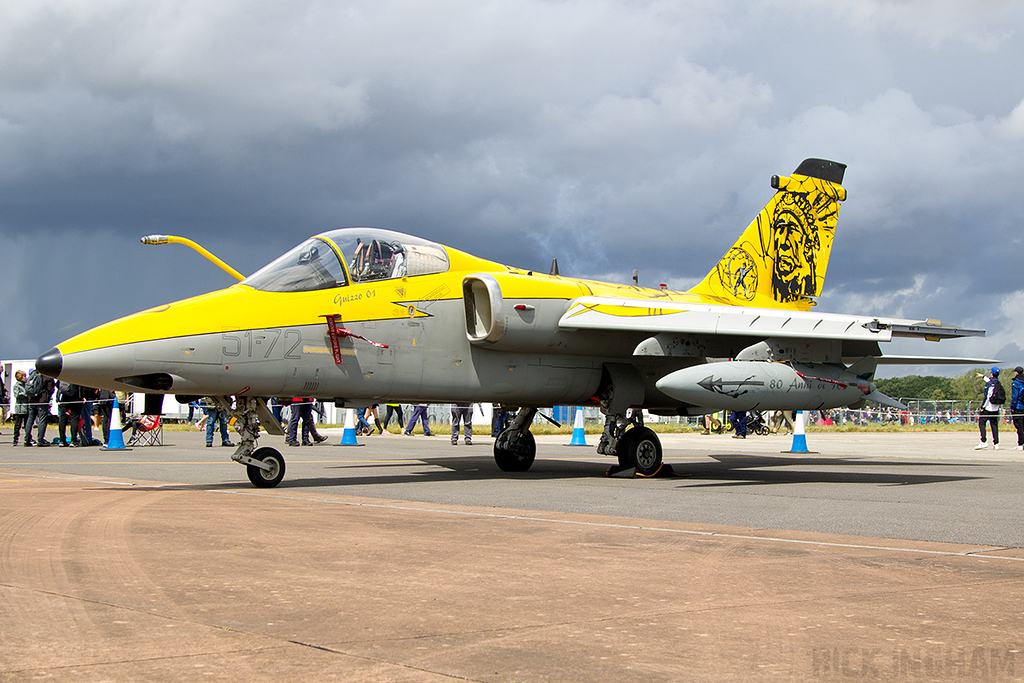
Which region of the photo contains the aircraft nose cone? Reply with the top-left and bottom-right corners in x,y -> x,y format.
36,347 -> 63,378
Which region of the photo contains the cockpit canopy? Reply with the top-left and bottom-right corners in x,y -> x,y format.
242,228 -> 450,292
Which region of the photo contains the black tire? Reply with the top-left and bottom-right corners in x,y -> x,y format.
622,427 -> 662,476
246,447 -> 286,488
493,430 -> 536,472
616,429 -> 637,468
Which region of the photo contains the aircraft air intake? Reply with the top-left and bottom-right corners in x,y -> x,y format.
463,274 -> 504,343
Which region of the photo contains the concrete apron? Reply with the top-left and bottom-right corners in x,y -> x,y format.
1,470 -> 1022,682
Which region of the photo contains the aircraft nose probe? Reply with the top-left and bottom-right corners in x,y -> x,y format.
31,237 -> 241,385
36,346 -> 63,379
140,234 -> 246,281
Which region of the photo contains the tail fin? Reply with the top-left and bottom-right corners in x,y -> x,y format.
689,158 -> 847,311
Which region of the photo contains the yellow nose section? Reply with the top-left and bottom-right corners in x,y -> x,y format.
53,285 -> 331,356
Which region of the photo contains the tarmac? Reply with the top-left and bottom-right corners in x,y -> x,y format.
1,427 -> 1023,681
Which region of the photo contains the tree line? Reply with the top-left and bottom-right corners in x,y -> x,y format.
874,368 -> 1008,402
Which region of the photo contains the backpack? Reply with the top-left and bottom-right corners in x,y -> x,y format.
59,382 -> 80,402
991,381 -> 1006,405
25,372 -> 44,401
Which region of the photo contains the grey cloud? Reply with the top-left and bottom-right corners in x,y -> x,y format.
2,0 -> 1024,370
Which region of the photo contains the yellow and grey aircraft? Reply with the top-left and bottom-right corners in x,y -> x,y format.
36,159 -> 987,487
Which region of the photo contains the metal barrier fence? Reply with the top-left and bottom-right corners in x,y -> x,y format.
2,399 -> 1009,430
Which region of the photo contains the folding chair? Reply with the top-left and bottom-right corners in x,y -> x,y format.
126,414 -> 163,447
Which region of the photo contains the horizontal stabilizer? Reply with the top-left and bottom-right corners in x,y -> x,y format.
873,355 -> 999,366
864,390 -> 908,411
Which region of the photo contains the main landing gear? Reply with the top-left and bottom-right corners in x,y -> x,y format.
215,396 -> 287,488
491,406 -> 663,476
598,409 -> 663,476
493,407 -> 538,472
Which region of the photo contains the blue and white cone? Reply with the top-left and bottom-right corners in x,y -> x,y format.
339,408 -> 363,446
782,410 -> 817,454
566,408 -> 588,446
101,396 -> 131,451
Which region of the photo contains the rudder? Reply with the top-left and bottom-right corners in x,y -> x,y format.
689,158 -> 847,311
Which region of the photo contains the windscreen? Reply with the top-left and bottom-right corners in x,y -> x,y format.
242,237 -> 347,292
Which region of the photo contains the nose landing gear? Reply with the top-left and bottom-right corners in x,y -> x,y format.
215,396 -> 288,488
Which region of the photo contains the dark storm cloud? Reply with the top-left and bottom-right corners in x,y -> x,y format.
2,0 -> 1024,371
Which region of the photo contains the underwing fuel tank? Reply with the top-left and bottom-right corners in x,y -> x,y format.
655,361 -> 881,412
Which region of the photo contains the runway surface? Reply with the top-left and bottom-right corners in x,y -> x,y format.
2,429 -> 1022,681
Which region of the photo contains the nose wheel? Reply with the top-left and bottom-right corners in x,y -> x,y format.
246,447 -> 286,488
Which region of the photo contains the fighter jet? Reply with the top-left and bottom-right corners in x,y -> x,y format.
36,159 -> 986,487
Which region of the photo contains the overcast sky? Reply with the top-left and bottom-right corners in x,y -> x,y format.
2,0 -> 1023,377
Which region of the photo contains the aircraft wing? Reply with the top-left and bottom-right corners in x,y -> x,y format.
558,297 -> 985,343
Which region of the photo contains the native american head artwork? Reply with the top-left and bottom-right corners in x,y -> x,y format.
767,185 -> 838,304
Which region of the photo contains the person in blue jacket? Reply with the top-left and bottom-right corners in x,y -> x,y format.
975,367 -> 1003,450
1011,366 -> 1024,450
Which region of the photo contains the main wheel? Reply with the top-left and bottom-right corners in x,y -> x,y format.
493,430 -> 536,472
246,447 -> 286,488
616,429 -> 637,468
620,427 -> 663,476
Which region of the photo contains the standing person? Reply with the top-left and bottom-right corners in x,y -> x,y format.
730,410 -> 748,439
1011,366 -> 1024,450
0,372 -> 7,429
771,410 -> 795,435
186,399 -> 199,424
205,397 -> 235,447
382,402 -> 404,433
195,398 -> 210,431
403,404 -> 433,436
115,391 -> 129,428
95,389 -> 114,445
24,370 -> 55,447
269,398 -> 284,429
364,404 -> 383,435
78,385 -> 97,446
286,397 -> 327,446
491,404 -> 506,437
354,405 -> 372,436
57,382 -> 82,447
700,413 -> 714,435
11,370 -> 28,445
450,403 -> 473,445
975,367 -> 1003,450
